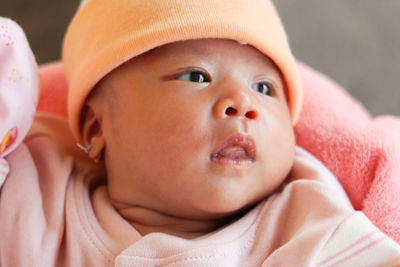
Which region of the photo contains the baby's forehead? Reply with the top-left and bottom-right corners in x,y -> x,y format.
94,38 -> 283,93
122,39 -> 281,74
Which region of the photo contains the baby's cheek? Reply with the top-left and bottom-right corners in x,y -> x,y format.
156,104 -> 210,157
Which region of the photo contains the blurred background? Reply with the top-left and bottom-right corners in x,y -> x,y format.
2,0 -> 400,116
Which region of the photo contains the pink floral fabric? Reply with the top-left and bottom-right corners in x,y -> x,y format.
0,17 -> 39,186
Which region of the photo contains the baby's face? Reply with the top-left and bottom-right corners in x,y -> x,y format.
92,39 -> 295,219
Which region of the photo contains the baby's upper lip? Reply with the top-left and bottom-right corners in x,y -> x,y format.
210,133 -> 256,161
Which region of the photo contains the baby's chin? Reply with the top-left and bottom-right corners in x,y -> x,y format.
191,176 -> 279,215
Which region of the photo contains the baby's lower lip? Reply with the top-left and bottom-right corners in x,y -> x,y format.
210,156 -> 254,165
210,147 -> 254,165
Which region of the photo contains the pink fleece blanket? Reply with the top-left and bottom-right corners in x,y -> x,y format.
38,61 -> 400,244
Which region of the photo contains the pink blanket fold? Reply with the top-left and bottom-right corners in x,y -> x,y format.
37,61 -> 400,243
295,63 -> 400,243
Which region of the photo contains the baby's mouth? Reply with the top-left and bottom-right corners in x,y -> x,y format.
210,134 -> 255,165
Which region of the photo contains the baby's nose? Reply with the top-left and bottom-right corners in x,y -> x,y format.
213,89 -> 259,120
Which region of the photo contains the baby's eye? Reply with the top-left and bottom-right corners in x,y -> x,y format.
176,71 -> 210,83
251,82 -> 273,96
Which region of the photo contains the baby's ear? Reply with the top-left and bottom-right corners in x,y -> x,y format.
80,105 -> 105,162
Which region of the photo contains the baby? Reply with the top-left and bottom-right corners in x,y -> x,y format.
1,0 -> 400,266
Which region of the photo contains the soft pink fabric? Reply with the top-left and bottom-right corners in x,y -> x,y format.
36,62 -> 400,244
295,63 -> 400,243
38,62 -> 68,117
0,18 -> 39,157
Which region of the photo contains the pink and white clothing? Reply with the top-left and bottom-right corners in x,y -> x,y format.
1,114 -> 399,266
0,17 -> 39,186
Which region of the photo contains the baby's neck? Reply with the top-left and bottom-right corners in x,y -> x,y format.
111,201 -> 245,239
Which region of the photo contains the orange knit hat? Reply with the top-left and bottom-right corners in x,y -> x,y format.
63,0 -> 302,142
